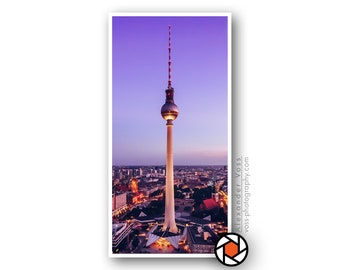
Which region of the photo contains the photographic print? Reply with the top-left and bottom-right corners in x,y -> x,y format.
109,13 -> 231,257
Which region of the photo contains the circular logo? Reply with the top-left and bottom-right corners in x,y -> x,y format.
214,233 -> 249,266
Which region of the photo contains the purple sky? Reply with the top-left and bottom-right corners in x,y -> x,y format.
112,16 -> 228,166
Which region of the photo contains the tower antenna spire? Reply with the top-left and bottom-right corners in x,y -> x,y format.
168,25 -> 172,88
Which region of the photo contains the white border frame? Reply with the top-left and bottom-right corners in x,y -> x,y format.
108,12 -> 232,258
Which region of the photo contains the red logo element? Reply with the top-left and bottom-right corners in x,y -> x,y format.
225,241 -> 238,257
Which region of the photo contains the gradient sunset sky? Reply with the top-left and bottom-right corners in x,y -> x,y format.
112,16 -> 228,166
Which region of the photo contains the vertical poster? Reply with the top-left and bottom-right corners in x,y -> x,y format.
109,13 -> 231,257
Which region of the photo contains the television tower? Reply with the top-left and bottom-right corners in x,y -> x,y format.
161,25 -> 179,233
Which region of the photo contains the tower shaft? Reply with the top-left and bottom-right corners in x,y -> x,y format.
161,25 -> 178,234
162,122 -> 178,233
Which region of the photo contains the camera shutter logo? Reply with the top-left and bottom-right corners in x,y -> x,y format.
214,233 -> 248,266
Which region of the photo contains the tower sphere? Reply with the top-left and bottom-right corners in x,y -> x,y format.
161,102 -> 179,121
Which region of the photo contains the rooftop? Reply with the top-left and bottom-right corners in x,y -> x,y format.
187,225 -> 219,245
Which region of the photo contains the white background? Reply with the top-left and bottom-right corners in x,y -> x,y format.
0,1 -> 339,269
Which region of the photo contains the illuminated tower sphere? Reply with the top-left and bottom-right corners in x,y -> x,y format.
161,25 -> 179,234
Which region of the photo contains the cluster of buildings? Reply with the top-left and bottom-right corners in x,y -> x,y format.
112,165 -> 228,254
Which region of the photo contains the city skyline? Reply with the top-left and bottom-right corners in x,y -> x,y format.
111,164 -> 229,254
112,16 -> 228,166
